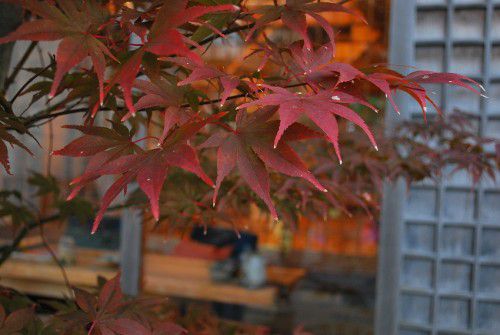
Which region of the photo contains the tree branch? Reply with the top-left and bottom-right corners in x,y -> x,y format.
0,213 -> 59,265
0,202 -> 134,267
196,23 -> 254,48
13,81 -> 309,131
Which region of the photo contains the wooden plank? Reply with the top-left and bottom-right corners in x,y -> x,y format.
144,254 -> 212,281
0,259 -> 116,287
145,254 -> 307,288
144,275 -> 277,309
0,258 -> 277,308
0,278 -> 93,299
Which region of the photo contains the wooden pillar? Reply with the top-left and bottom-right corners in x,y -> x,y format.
119,208 -> 144,296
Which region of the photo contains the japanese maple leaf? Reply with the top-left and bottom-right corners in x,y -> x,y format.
0,306 -> 35,335
68,274 -> 186,335
364,69 -> 484,118
0,0 -> 116,106
170,57 -> 241,107
284,52 -> 484,119
244,34 -> 284,73
289,42 -> 334,76
74,274 -> 138,335
237,85 -> 378,164
132,78 -> 193,142
101,1 -> 239,116
55,115 -> 223,232
52,124 -> 140,200
0,127 -> 33,175
247,0 -> 362,52
200,107 -> 326,220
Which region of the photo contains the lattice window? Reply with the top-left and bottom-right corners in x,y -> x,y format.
377,1 -> 500,334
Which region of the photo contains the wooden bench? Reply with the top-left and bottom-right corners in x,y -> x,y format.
0,249 -> 305,309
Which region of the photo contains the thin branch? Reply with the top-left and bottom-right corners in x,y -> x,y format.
37,216 -> 73,297
0,203 -> 132,267
23,107 -> 89,128
196,23 -> 254,48
17,82 -> 309,129
4,41 -> 38,91
0,213 -> 59,265
9,62 -> 52,104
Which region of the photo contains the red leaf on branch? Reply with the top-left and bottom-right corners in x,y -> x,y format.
247,0 -> 362,51
0,0 -> 116,105
166,57 -> 241,107
0,307 -> 35,334
130,78 -> 193,142
101,1 -> 239,116
201,107 -> 324,220
55,115 -> 223,232
238,85 -> 378,164
0,127 -> 33,175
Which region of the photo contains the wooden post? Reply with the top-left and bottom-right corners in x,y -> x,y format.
119,208 -> 144,296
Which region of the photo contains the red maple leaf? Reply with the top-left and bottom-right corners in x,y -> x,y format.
279,43 -> 483,120
132,78 -> 194,142
0,305 -> 35,334
170,57 -> 242,107
53,124 -> 140,201
238,85 -> 378,164
0,0 -> 116,106
246,0 -> 362,52
100,1 -> 239,116
201,107 -> 325,220
0,127 -> 33,175
54,115 -> 224,232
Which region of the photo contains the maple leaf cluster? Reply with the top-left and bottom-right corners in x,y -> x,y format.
0,0 -> 489,233
0,274 -> 184,334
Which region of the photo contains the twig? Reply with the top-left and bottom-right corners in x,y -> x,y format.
36,216 -> 73,298
0,213 -> 59,265
0,202 -> 132,267
196,23 -> 254,49
9,63 -> 52,104
16,82 -> 309,129
4,41 -> 38,91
